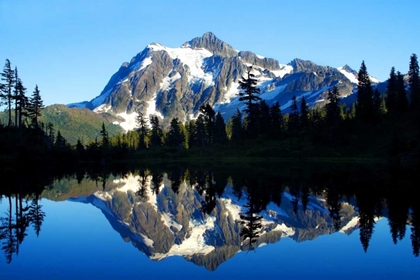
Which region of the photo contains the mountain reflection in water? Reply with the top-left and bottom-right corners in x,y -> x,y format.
1,163 -> 420,274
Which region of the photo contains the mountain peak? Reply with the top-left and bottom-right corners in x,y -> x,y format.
183,32 -> 237,57
289,58 -> 319,72
339,64 -> 357,75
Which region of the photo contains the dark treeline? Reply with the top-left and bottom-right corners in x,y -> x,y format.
79,54 -> 420,161
3,161 -> 419,262
2,55 -> 420,165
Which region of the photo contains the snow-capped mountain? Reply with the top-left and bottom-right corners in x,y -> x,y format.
68,32 -> 380,131
68,173 -> 359,271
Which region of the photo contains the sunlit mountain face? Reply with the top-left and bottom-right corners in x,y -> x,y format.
68,32 -> 381,130
1,163 -> 419,277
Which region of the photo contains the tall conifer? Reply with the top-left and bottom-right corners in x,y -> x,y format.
408,53 -> 420,110
356,61 -> 374,122
0,59 -> 15,127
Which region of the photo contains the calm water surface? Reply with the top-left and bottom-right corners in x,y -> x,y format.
1,164 -> 419,279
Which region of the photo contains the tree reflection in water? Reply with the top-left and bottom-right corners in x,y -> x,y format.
2,162 -> 420,265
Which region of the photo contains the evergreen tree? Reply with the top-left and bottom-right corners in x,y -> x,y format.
195,115 -> 207,146
14,78 -> 27,141
214,112 -> 228,144
13,67 -> 19,126
238,66 -> 261,136
269,101 -> 283,138
259,100 -> 271,136
386,67 -> 397,111
166,118 -> 182,147
288,95 -> 299,130
187,120 -> 197,148
373,88 -> 382,115
408,53 -> 420,110
150,115 -> 163,147
230,109 -> 243,141
55,130 -> 66,149
356,61 -> 374,122
0,59 -> 15,127
300,96 -> 309,127
46,122 -> 55,145
99,122 -> 109,148
199,103 -> 216,145
26,85 -> 44,130
395,71 -> 408,111
325,86 -> 340,127
136,112 -> 149,149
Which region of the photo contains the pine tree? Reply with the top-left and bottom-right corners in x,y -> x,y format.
14,79 -> 27,138
0,59 -> 15,127
230,109 -> 243,141
13,67 -> 19,126
259,100 -> 271,136
386,67 -> 397,112
373,88 -> 382,115
214,112 -> 228,144
325,86 -> 340,127
408,53 -> 420,110
26,85 -> 44,130
288,95 -> 299,130
150,115 -> 163,147
167,118 -> 182,147
356,61 -> 374,122
269,101 -> 283,138
300,96 -> 309,127
136,112 -> 149,149
199,103 -> 216,145
238,66 -> 261,136
395,71 -> 408,112
195,115 -> 206,146
99,122 -> 109,147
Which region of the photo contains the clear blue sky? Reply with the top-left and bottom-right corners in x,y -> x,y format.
1,0 -> 419,106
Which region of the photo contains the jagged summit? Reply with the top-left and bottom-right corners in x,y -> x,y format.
183,32 -> 237,57
339,64 -> 358,76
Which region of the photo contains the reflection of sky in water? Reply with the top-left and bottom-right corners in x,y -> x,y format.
0,199 -> 419,279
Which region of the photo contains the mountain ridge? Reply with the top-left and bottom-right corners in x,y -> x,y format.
68,32 -> 381,131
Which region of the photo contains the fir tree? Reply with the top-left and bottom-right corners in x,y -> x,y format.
150,115 -> 163,147
373,88 -> 382,115
259,100 -> 271,136
26,85 -> 44,130
386,67 -> 397,112
269,101 -> 283,138
325,86 -> 340,127
0,59 -> 15,127
356,61 -> 374,122
238,66 -> 261,136
14,78 -> 27,141
199,103 -> 216,145
167,118 -> 182,147
13,67 -> 19,126
300,96 -> 309,127
408,53 -> 420,110
288,95 -> 299,130
230,109 -> 242,141
214,112 -> 228,144
136,112 -> 149,149
395,71 -> 408,112
99,122 -> 109,147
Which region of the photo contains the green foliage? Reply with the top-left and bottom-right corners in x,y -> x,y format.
40,104 -> 123,144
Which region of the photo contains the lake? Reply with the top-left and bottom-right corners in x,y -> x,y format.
1,163 -> 419,279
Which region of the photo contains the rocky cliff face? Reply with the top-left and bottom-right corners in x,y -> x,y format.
69,173 -> 359,270
68,32 -> 378,130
